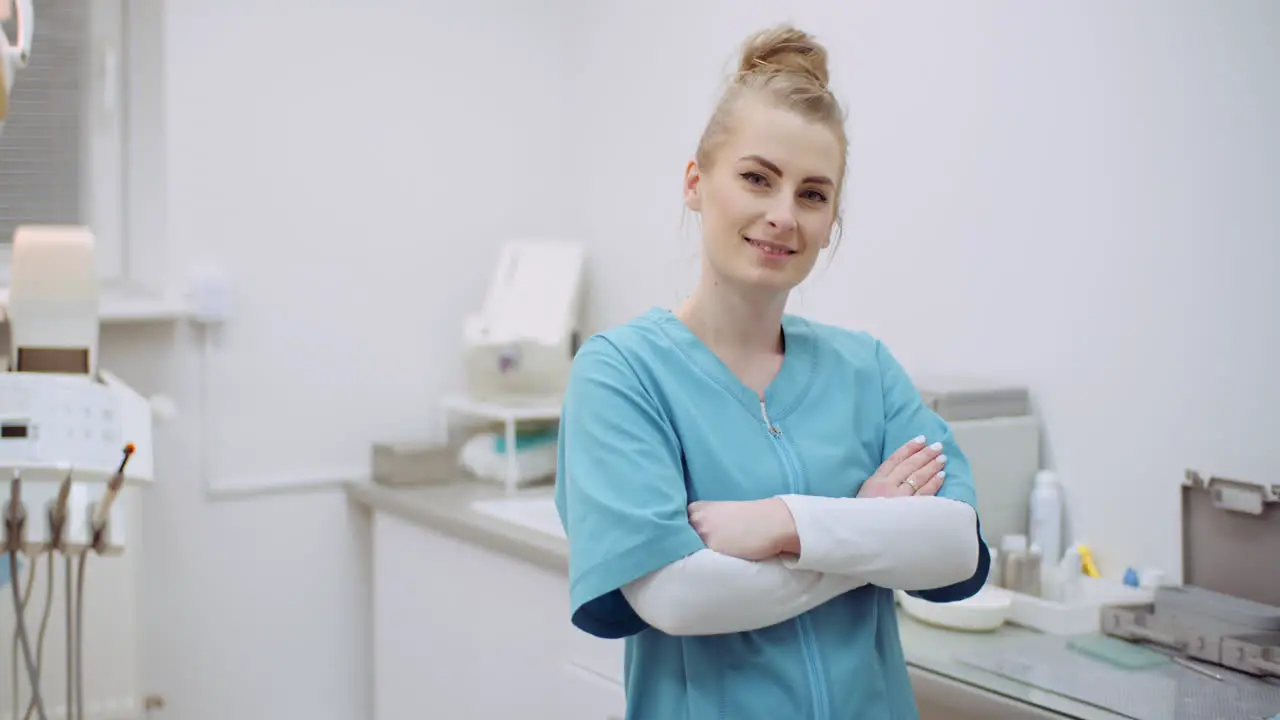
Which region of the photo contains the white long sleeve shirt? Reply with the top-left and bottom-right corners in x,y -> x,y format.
621,495 -> 980,637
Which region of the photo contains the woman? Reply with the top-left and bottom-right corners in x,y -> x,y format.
554,25 -> 990,719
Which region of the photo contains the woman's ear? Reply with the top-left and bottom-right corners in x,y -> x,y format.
683,160 -> 703,212
824,213 -> 843,251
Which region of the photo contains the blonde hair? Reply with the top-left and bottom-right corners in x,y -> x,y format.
695,26 -> 848,241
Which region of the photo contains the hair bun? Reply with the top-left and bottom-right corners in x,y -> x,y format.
737,25 -> 830,90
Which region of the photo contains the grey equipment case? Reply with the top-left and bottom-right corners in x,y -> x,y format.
1100,470 -> 1280,677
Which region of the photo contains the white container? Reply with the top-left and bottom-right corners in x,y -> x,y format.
1005,591 -> 1101,635
896,586 -> 1012,632
1028,470 -> 1064,566
1003,577 -> 1154,635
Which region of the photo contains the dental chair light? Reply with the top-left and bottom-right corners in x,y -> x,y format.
0,0 -> 34,136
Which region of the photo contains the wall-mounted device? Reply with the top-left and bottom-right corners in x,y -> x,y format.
463,239 -> 587,406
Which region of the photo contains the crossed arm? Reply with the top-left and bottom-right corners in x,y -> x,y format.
560,336 -> 988,640
621,546 -> 866,637
620,487 -> 982,637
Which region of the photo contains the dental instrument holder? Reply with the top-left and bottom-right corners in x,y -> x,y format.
0,225 -> 157,556
1100,470 -> 1280,678
463,239 -> 586,407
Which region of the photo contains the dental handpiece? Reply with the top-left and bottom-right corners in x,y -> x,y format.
6,470 -> 26,547
90,444 -> 134,534
49,470 -> 73,549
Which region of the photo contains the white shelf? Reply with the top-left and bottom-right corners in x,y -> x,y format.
440,395 -> 562,496
0,284 -> 193,324
441,394 -> 562,422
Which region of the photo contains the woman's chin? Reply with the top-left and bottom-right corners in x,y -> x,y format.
728,265 -> 806,295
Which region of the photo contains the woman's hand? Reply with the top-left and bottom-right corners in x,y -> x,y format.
688,498 -> 799,560
856,436 -> 948,499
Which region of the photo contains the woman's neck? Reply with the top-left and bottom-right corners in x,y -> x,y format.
675,278 -> 788,358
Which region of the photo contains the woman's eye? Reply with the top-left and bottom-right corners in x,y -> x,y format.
802,189 -> 829,203
740,172 -> 768,186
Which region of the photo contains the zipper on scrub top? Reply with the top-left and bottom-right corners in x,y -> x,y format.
759,401 -> 781,435
758,398 -> 829,718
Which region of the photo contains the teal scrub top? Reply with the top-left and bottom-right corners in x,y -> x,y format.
555,308 -> 990,720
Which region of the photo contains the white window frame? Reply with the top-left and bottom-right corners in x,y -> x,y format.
0,0 -> 127,285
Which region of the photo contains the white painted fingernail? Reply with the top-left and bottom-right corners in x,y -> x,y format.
929,442 -> 943,451
937,454 -> 947,464
912,435 -> 926,444
936,471 -> 946,479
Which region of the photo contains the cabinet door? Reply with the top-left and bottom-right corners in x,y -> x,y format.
372,511 -> 569,720
560,663 -> 626,720
567,626 -> 625,684
910,668 -> 1067,720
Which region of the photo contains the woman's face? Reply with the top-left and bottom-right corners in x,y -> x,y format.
684,97 -> 842,296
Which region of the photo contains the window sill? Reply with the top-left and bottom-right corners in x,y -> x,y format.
0,283 -> 194,324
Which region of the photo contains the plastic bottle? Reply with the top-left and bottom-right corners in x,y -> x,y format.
1040,562 -> 1063,602
1058,547 -> 1084,604
1028,470 -> 1064,566
1023,542 -> 1044,598
1000,534 -> 1028,593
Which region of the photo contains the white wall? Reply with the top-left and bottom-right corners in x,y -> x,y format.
573,0 -> 1280,580
131,0 -> 576,717
123,0 -> 1275,717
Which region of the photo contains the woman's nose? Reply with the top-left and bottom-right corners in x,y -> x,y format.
766,201 -> 797,233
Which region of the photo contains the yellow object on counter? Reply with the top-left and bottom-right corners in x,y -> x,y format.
1077,544 -> 1101,578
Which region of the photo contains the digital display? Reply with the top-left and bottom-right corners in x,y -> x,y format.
1,423 -> 29,438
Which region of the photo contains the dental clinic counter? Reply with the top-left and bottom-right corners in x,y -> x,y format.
349,480 -> 1128,720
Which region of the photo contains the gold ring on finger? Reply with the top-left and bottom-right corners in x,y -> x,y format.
903,479 -> 919,493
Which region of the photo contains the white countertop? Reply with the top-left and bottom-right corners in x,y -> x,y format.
350,480 -> 1138,719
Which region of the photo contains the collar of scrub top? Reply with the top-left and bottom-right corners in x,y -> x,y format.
647,307 -> 819,424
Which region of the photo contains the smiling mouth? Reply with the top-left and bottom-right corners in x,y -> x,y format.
744,236 -> 796,256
